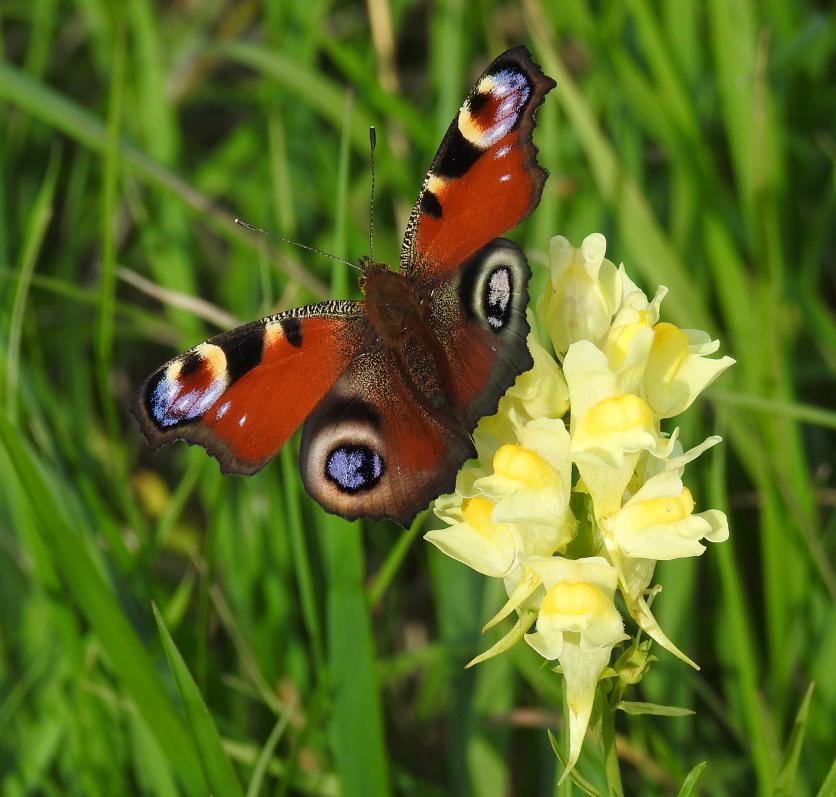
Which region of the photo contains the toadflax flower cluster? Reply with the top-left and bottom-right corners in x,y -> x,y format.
426,233 -> 734,781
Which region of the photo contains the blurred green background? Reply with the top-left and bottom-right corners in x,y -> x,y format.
1,1 -> 835,795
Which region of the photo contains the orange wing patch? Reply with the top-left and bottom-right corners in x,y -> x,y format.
133,305 -> 365,475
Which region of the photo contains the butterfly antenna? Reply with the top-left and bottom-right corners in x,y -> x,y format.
234,218 -> 360,271
369,126 -> 376,262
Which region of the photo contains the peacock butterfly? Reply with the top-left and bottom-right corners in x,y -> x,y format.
132,46 -> 556,526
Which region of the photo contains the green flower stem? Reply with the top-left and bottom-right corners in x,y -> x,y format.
598,688 -> 624,797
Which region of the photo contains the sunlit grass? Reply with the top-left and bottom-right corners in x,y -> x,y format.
1,1 -> 835,795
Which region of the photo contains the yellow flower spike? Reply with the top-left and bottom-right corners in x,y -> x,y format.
523,556 -> 628,781
538,233 -> 621,355
645,323 -> 736,418
427,228 -> 734,789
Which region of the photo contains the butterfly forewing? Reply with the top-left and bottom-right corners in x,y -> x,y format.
132,302 -> 366,475
400,46 -> 555,276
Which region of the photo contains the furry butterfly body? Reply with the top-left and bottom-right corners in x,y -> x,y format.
133,46 -> 555,526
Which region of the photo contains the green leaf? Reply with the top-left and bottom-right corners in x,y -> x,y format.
153,603 -> 246,797
616,701 -> 696,717
4,145 -> 60,424
773,682 -> 815,797
816,755 -> 836,797
676,762 -> 707,797
546,730 -> 606,797
0,60 -> 327,297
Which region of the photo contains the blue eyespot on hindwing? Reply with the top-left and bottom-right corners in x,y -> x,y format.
325,444 -> 385,494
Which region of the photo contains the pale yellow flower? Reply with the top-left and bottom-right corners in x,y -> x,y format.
563,338 -> 676,517
538,233 -> 621,355
610,472 -> 728,563
427,419 -> 573,580
601,439 -> 729,667
601,282 -> 666,373
426,494 -> 522,578
524,556 -> 628,781
564,339 -> 673,467
475,417 -> 574,531
644,323 -> 735,418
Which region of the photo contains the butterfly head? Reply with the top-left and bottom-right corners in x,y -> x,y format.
358,254 -> 389,273
357,255 -> 393,294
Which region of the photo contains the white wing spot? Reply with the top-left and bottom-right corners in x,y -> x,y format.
239,414 -> 247,427
487,268 -> 512,329
499,173 -> 512,183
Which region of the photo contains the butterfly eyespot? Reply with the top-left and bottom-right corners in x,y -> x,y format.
459,239 -> 528,336
483,266 -> 513,330
325,444 -> 385,494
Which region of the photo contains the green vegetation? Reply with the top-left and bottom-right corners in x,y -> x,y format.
1,1 -> 834,794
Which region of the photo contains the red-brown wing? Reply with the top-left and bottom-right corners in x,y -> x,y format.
400,46 -> 555,276
132,302 -> 367,475
299,348 -> 476,527
426,239 -> 533,428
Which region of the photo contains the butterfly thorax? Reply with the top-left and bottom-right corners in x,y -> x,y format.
360,261 -> 449,412
360,262 -> 425,346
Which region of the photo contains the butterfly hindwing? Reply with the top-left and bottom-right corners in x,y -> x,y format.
426,238 -> 533,428
132,302 -> 367,475
400,45 -> 555,276
299,348 -> 476,527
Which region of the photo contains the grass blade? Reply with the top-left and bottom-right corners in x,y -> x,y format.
4,146 -> 60,423
0,60 -> 328,297
153,603 -> 246,797
773,683 -> 815,797
676,761 -> 707,796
